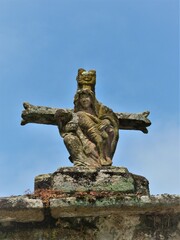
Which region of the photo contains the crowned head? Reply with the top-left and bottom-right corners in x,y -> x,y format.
76,68 -> 96,93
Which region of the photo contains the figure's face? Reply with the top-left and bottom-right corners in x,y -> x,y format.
79,94 -> 91,109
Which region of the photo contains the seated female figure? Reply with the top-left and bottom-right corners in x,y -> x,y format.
55,89 -> 119,167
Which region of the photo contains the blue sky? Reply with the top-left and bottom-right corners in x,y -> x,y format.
0,0 -> 179,196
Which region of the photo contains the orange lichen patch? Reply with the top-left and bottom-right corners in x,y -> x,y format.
31,189 -> 67,207
25,188 -> 141,208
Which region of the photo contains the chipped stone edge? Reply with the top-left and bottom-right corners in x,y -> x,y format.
0,196 -> 44,223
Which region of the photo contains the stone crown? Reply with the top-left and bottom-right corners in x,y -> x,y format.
76,68 -> 96,92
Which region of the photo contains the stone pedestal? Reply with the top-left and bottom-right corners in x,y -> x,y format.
35,166 -> 149,196
1,167 -> 180,240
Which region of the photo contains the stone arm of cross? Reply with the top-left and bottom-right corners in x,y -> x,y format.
21,102 -> 151,133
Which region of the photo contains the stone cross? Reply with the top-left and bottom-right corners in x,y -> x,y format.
21,68 -> 151,167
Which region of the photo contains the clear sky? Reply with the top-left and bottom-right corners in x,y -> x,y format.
0,0 -> 179,196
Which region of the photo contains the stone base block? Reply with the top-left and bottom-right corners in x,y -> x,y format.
35,166 -> 149,196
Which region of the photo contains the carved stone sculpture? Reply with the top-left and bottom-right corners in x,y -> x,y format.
21,68 -> 151,167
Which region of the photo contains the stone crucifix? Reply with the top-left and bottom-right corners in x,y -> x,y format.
21,68 -> 151,167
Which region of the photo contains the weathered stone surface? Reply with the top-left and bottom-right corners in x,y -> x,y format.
53,167 -> 135,193
0,195 -> 179,240
21,102 -> 151,133
50,194 -> 180,218
35,173 -> 52,190
0,196 -> 44,223
49,196 -> 145,218
35,167 -> 149,196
